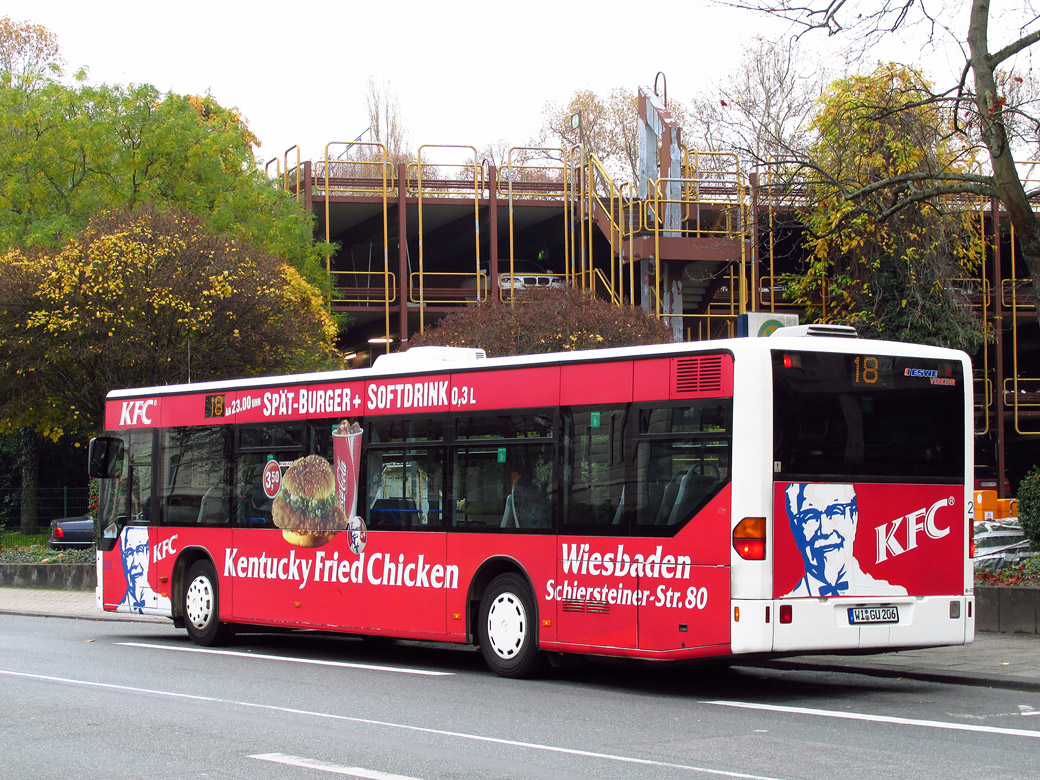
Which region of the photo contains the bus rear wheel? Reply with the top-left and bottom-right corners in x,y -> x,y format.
478,573 -> 545,678
183,560 -> 230,646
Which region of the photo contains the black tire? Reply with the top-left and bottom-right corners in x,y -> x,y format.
478,573 -> 545,678
183,560 -> 230,646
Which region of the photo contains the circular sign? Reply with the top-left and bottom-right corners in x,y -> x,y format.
262,459 -> 282,499
347,516 -> 367,555
757,318 -> 785,337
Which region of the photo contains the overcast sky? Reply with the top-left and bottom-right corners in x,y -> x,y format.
18,0 -> 976,165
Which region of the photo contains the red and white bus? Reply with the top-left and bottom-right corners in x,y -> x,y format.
89,327 -> 974,677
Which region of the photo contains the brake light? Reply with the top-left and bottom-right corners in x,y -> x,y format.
779,604 -> 792,624
54,527 -> 65,539
733,516 -> 766,560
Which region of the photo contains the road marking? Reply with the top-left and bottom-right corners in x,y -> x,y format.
705,700 -> 1040,739
116,642 -> 451,677
250,752 -> 419,779
949,705 -> 1040,721
1,670 -> 783,779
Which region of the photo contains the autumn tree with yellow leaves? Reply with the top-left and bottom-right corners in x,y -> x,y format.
787,64 -> 986,352
0,207 -> 339,443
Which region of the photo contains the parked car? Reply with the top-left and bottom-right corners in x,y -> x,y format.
496,259 -> 563,292
459,259 -> 563,297
975,466 -> 1011,494
49,515 -> 94,549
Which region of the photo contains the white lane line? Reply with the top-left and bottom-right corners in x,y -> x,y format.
116,642 -> 452,676
1,670 -> 783,779
705,700 -> 1040,739
250,752 -> 419,779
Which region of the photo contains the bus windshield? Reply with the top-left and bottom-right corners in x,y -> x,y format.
771,349 -> 964,483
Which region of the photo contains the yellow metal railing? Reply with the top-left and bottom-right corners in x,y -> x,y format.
645,174 -> 749,317
410,145 -> 482,331
331,271 -> 398,304
660,312 -> 739,341
583,154 -> 638,308
975,371 -> 992,436
589,268 -> 622,306
679,150 -> 747,237
500,147 -> 574,301
407,272 -> 486,305
322,141 -> 393,351
1005,209 -> 1040,434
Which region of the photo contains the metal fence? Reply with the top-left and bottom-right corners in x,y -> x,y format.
0,487 -> 91,546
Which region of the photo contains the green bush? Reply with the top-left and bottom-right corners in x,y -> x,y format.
1017,465 -> 1040,551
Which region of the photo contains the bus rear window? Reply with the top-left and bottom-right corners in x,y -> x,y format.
772,350 -> 964,482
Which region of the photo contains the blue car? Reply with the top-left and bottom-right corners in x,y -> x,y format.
49,515 -> 94,549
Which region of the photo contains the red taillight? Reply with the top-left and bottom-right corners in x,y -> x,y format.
54,526 -> 65,539
734,539 -> 765,559
733,516 -> 766,560
779,604 -> 793,624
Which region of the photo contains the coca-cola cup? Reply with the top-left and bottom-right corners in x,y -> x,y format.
332,424 -> 363,520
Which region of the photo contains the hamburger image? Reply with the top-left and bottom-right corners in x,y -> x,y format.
272,455 -> 348,548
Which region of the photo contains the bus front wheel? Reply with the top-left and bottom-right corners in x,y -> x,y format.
183,560 -> 230,646
478,574 -> 545,678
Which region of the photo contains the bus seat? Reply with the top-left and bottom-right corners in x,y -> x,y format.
612,486 -> 626,525
198,486 -> 228,524
511,476 -> 550,529
665,468 -> 714,525
501,494 -> 517,528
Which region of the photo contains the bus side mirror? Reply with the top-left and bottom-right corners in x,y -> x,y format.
88,436 -> 124,478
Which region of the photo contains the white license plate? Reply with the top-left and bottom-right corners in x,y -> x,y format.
848,606 -> 899,624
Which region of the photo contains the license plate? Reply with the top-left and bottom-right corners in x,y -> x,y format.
848,606 -> 899,624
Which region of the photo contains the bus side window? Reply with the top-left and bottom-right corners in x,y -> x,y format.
161,427 -> 232,526
561,406 -> 627,535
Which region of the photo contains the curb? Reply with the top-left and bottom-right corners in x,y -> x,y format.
0,563 -> 95,590
0,607 -> 165,624
756,657 -> 1040,694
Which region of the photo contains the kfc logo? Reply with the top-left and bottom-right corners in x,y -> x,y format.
119,399 -> 157,426
874,497 -> 953,564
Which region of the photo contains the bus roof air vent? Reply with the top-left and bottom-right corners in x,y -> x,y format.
373,346 -> 487,371
769,324 -> 858,338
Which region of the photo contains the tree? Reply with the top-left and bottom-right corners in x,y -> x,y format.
540,88 -> 642,182
0,77 -> 329,290
0,207 -> 339,443
0,19 -> 335,535
1018,464 -> 1040,551
729,1 -> 1040,322
407,285 -> 673,357
787,64 -> 986,351
0,15 -> 62,88
687,36 -> 822,166
365,76 -> 411,167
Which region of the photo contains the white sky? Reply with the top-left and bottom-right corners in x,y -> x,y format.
14,0 -> 799,164
12,0 -> 982,166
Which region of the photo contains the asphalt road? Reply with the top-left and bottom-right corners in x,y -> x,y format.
3,614 -> 1040,779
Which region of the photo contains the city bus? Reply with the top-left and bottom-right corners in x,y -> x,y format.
89,326 -> 974,677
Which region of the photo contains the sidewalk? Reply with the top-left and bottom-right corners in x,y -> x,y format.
3,586 -> 1040,690
0,586 -> 165,624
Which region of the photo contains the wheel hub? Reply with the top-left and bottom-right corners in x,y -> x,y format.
185,576 -> 214,630
487,592 -> 526,659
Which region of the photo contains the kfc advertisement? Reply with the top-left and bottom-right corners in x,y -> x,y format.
773,481 -> 965,599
